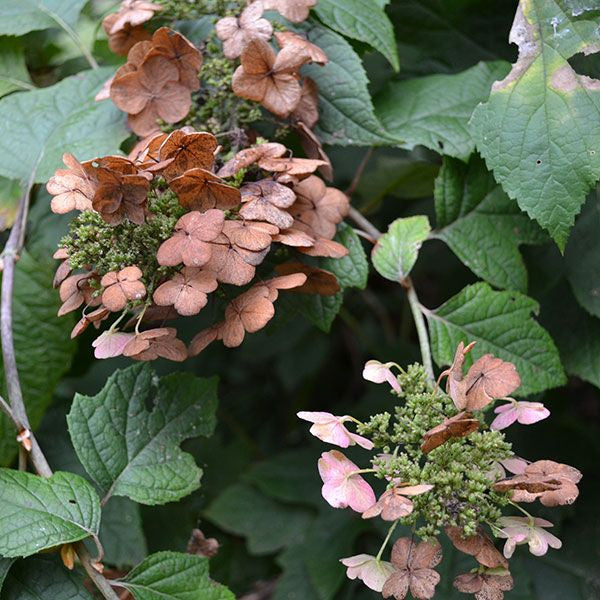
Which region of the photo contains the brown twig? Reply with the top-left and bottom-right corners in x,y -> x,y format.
345,148 -> 373,197
0,187 -> 120,600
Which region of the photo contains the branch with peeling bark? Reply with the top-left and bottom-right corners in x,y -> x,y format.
0,187 -> 120,600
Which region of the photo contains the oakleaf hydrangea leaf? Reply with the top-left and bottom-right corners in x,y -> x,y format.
0,0 -> 87,36
119,552 -> 234,600
375,61 -> 510,159
433,154 -> 547,291
424,282 -> 565,395
322,223 -> 369,290
470,0 -> 600,249
302,22 -> 396,146
314,0 -> 399,71
67,363 -> 219,505
372,216 -> 431,282
0,470 -> 101,558
2,555 -> 92,599
0,67 -> 128,185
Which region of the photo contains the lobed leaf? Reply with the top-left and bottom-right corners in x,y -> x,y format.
0,68 -> 128,185
0,0 -> 87,36
67,363 -> 219,505
118,551 -> 234,600
322,223 -> 369,290
0,470 -> 101,558
425,282 -> 565,395
1,555 -> 92,599
302,22 -> 396,146
470,0 -> 600,249
372,215 -> 431,282
433,154 -> 547,291
375,61 -> 510,160
314,0 -> 399,70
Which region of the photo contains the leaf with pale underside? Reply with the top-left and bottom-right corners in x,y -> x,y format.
425,282 -> 565,396
375,61 -> 510,160
313,0 -> 399,71
470,0 -> 600,249
0,0 -> 87,36
372,216 -> 431,282
0,38 -> 33,98
433,154 -> 547,291
0,470 -> 101,558
67,363 -> 218,505
118,552 -> 234,600
0,68 -> 128,185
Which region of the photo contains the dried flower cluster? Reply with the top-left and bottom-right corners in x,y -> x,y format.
298,343 -> 582,599
48,0 -> 353,361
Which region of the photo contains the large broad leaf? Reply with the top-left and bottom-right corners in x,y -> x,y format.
433,154 -> 547,291
0,251 -> 76,465
302,22 -> 396,146
0,176 -> 21,231
0,557 -> 15,592
0,38 -> 33,98
67,363 -> 218,505
322,223 -> 369,290
313,0 -> 399,70
424,282 -> 565,395
375,61 -> 510,160
204,483 -> 314,555
372,216 -> 431,282
0,68 -> 128,185
470,0 -> 600,249
1,555 -> 92,600
0,469 -> 101,558
565,196 -> 600,318
118,552 -> 234,600
0,0 -> 86,36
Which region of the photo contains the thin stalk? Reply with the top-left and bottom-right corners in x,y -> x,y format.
74,542 -> 120,600
376,520 -> 399,561
404,279 -> 434,383
348,206 -> 382,241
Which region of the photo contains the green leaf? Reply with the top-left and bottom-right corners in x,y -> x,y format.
322,223 -> 369,290
372,216 -> 431,282
99,497 -> 147,569
285,292 -> 344,333
67,363 -> 219,505
0,68 -> 128,185
302,21 -> 396,146
0,557 -> 15,592
470,1 -> 600,249
375,61 -> 510,160
314,0 -> 399,71
0,176 -> 21,231
0,469 -> 100,558
565,196 -> 600,318
425,282 -> 566,395
1,555 -> 92,600
119,552 -> 234,600
0,251 -> 75,465
0,0 -> 87,36
0,38 -> 33,98
433,154 -> 547,291
204,483 -> 314,555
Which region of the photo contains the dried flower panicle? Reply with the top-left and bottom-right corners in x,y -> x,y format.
297,344 -> 581,599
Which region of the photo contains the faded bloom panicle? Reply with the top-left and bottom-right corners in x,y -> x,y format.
362,360 -> 402,393
340,554 -> 394,592
491,400 -> 550,431
496,516 -> 561,558
318,450 -> 376,512
297,411 -> 374,450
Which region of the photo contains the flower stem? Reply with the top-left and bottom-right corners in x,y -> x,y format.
376,520 -> 399,561
404,278 -> 434,383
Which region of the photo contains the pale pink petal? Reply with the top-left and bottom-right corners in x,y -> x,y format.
500,456 -> 528,475
92,330 -> 135,359
490,406 -> 518,430
515,401 -> 550,425
348,431 -> 374,450
340,554 -> 395,592
297,410 -> 337,424
362,360 -> 401,392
